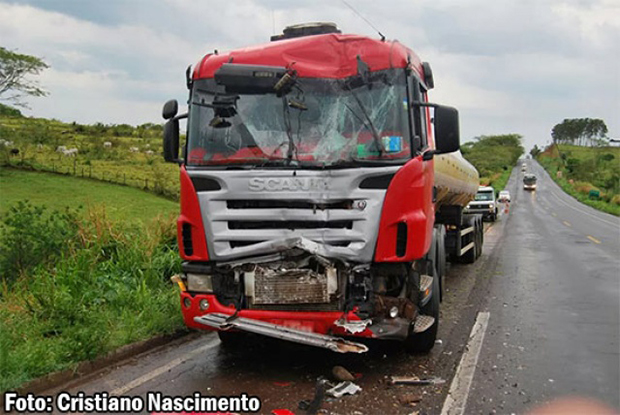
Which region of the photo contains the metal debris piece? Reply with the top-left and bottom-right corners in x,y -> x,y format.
196,313 -> 368,353
300,377 -> 329,415
332,365 -> 355,382
326,381 -> 362,398
334,318 -> 372,334
389,376 -> 445,386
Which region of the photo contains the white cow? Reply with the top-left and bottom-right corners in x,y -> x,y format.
129,147 -> 139,153
103,141 -> 113,148
56,145 -> 67,153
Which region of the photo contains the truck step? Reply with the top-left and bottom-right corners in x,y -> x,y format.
413,315 -> 436,333
195,312 -> 368,354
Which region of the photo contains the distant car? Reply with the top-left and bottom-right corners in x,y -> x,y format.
523,174 -> 537,191
465,186 -> 498,221
521,163 -> 527,172
498,190 -> 511,203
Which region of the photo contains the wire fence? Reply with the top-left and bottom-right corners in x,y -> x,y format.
3,158 -> 179,201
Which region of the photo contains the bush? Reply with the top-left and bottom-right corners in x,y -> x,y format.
0,201 -> 79,285
0,203 -> 183,391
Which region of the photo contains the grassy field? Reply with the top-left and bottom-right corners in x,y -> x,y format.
536,144 -> 619,216
0,111 -> 181,199
0,167 -> 183,392
0,168 -> 178,223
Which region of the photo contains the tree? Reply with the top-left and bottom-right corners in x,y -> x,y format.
551,118 -> 609,146
530,145 -> 541,157
0,47 -> 49,108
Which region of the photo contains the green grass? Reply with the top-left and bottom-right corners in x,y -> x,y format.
0,199 -> 183,392
536,144 -> 619,216
0,168 -> 178,223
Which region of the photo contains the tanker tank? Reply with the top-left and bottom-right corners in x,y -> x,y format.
433,151 -> 479,208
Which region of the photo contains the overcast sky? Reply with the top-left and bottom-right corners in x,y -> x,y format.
1,0 -> 618,150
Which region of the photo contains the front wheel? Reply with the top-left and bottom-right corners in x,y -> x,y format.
405,269 -> 440,354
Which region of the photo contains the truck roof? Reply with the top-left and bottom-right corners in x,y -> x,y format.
477,186 -> 494,192
193,32 -> 425,82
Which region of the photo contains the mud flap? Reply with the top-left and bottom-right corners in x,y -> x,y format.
195,313 -> 368,354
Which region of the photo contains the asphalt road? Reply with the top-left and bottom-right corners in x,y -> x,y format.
467,159 -> 620,414
40,161 -> 619,415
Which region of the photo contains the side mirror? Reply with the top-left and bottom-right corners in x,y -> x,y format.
163,118 -> 179,163
162,99 -> 178,120
434,105 -> 460,154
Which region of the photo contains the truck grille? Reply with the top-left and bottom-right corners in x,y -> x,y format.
189,168 -> 398,261
253,269 -> 328,305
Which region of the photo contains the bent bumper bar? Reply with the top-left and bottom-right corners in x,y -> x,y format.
195,312 -> 368,354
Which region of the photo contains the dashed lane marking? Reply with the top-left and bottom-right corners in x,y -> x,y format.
551,212 -> 557,217
441,312 -> 491,415
110,337 -> 220,396
563,221 -> 572,227
587,235 -> 602,244
549,190 -> 618,228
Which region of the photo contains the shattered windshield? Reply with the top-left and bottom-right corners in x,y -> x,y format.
186,70 -> 411,168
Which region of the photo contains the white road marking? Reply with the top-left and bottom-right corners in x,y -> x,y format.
110,337 -> 220,395
587,235 -> 602,244
548,189 -> 618,228
563,221 -> 572,227
441,311 -> 490,415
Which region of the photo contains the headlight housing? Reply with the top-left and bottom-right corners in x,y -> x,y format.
186,273 -> 214,293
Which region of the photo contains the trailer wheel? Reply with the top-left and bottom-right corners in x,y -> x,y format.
405,268 -> 440,354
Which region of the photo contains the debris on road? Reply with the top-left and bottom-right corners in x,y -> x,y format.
332,365 -> 355,382
389,376 -> 446,386
299,377 -> 329,414
326,381 -> 362,398
398,392 -> 423,406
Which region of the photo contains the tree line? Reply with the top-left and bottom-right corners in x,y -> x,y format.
551,118 -> 609,147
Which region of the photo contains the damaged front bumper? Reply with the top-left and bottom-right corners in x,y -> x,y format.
195,312 -> 368,353
175,236 -> 434,353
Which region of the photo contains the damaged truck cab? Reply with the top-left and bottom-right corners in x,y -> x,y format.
163,23 -> 482,353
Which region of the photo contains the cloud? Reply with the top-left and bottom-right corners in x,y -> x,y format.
0,0 -> 617,151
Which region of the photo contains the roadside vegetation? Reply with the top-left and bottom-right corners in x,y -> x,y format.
0,103 -> 181,199
0,169 -> 184,392
461,134 -> 524,193
536,144 -> 620,216
0,168 -> 178,222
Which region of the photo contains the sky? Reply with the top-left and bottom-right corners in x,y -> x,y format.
0,0 -> 618,151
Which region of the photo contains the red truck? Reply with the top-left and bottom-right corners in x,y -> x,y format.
163,23 -> 482,353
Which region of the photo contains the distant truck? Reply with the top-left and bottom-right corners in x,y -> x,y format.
465,186 -> 498,222
523,174 -> 537,190
162,22 -> 484,354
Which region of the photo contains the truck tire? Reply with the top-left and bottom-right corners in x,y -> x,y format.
217,330 -> 245,348
475,218 -> 483,259
436,227 -> 447,302
405,268 -> 440,354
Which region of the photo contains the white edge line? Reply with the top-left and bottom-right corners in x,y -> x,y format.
441,311 -> 491,415
111,338 -> 220,396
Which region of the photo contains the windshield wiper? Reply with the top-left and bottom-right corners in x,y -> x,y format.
343,81 -> 384,158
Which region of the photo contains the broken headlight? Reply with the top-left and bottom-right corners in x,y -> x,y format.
186,273 -> 214,293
